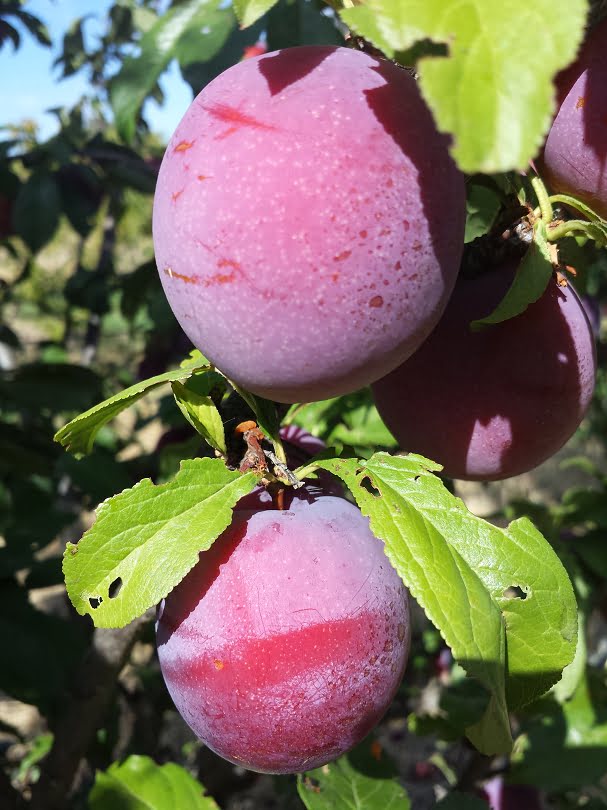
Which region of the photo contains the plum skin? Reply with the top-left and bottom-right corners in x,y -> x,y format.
540,18 -> 607,218
153,45 -> 465,403
372,265 -> 596,481
156,493 -> 410,774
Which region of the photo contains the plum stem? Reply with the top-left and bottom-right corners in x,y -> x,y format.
293,460 -> 321,481
531,175 -> 554,224
546,218 -> 605,246
271,433 -> 287,465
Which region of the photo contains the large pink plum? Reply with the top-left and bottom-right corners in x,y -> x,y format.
153,45 -> 465,403
372,265 -> 596,481
156,492 -> 410,773
540,19 -> 607,218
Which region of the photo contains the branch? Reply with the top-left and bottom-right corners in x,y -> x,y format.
29,609 -> 154,810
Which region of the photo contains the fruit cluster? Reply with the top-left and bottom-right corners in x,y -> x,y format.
152,38 -> 601,772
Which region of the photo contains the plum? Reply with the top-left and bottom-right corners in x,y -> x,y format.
479,777 -> 543,810
156,491 -> 410,773
372,263 -> 596,481
153,45 -> 465,403
540,19 -> 607,218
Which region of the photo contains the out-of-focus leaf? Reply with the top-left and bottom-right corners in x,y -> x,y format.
54,16 -> 89,77
266,0 -> 343,50
57,163 -> 103,235
178,17 -> 263,94
110,0 -> 229,143
15,733 -> 53,785
0,423 -> 60,476
13,171 -> 61,252
234,0 -> 280,29
10,8 -> 51,47
173,5 -> 234,70
58,450 -> 134,503
0,583 -> 87,712
0,19 -> 20,49
89,754 -> 219,809
0,362 -> 104,415
573,531 -> 607,579
512,673 -> 607,790
85,136 -> 158,193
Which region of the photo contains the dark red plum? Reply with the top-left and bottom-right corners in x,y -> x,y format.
372,264 -> 596,481
479,777 -> 543,810
153,45 -> 465,403
540,19 -> 607,218
156,493 -> 410,773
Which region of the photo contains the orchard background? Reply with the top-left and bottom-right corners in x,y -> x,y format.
2,0 -> 607,808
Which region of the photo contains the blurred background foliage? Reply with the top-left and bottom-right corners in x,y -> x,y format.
1,1 -> 607,809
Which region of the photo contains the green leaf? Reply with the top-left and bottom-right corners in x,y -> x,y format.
89,755 -> 219,809
341,0 -> 588,173
85,136 -> 158,194
0,583 -> 87,712
54,355 -> 210,458
63,458 -> 257,628
110,0 -> 227,143
471,221 -> 554,329
174,5 -> 235,69
552,610 -> 586,703
512,673 -> 607,790
230,383 -> 282,445
318,453 -> 578,754
465,182 -> 502,243
12,8 -> 51,47
233,0 -> 280,29
16,733 -> 53,785
287,389 -> 397,455
0,362 -> 103,415
266,0 -> 343,50
13,170 -> 61,252
178,16 -> 262,95
172,378 -> 226,455
54,16 -> 89,78
298,738 -> 410,810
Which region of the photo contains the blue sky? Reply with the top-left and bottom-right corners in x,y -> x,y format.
0,0 -> 193,141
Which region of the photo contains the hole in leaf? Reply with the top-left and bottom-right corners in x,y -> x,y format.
303,776 -> 321,793
360,476 -> 380,497
89,596 -> 102,609
503,585 -> 528,600
109,577 -> 122,599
